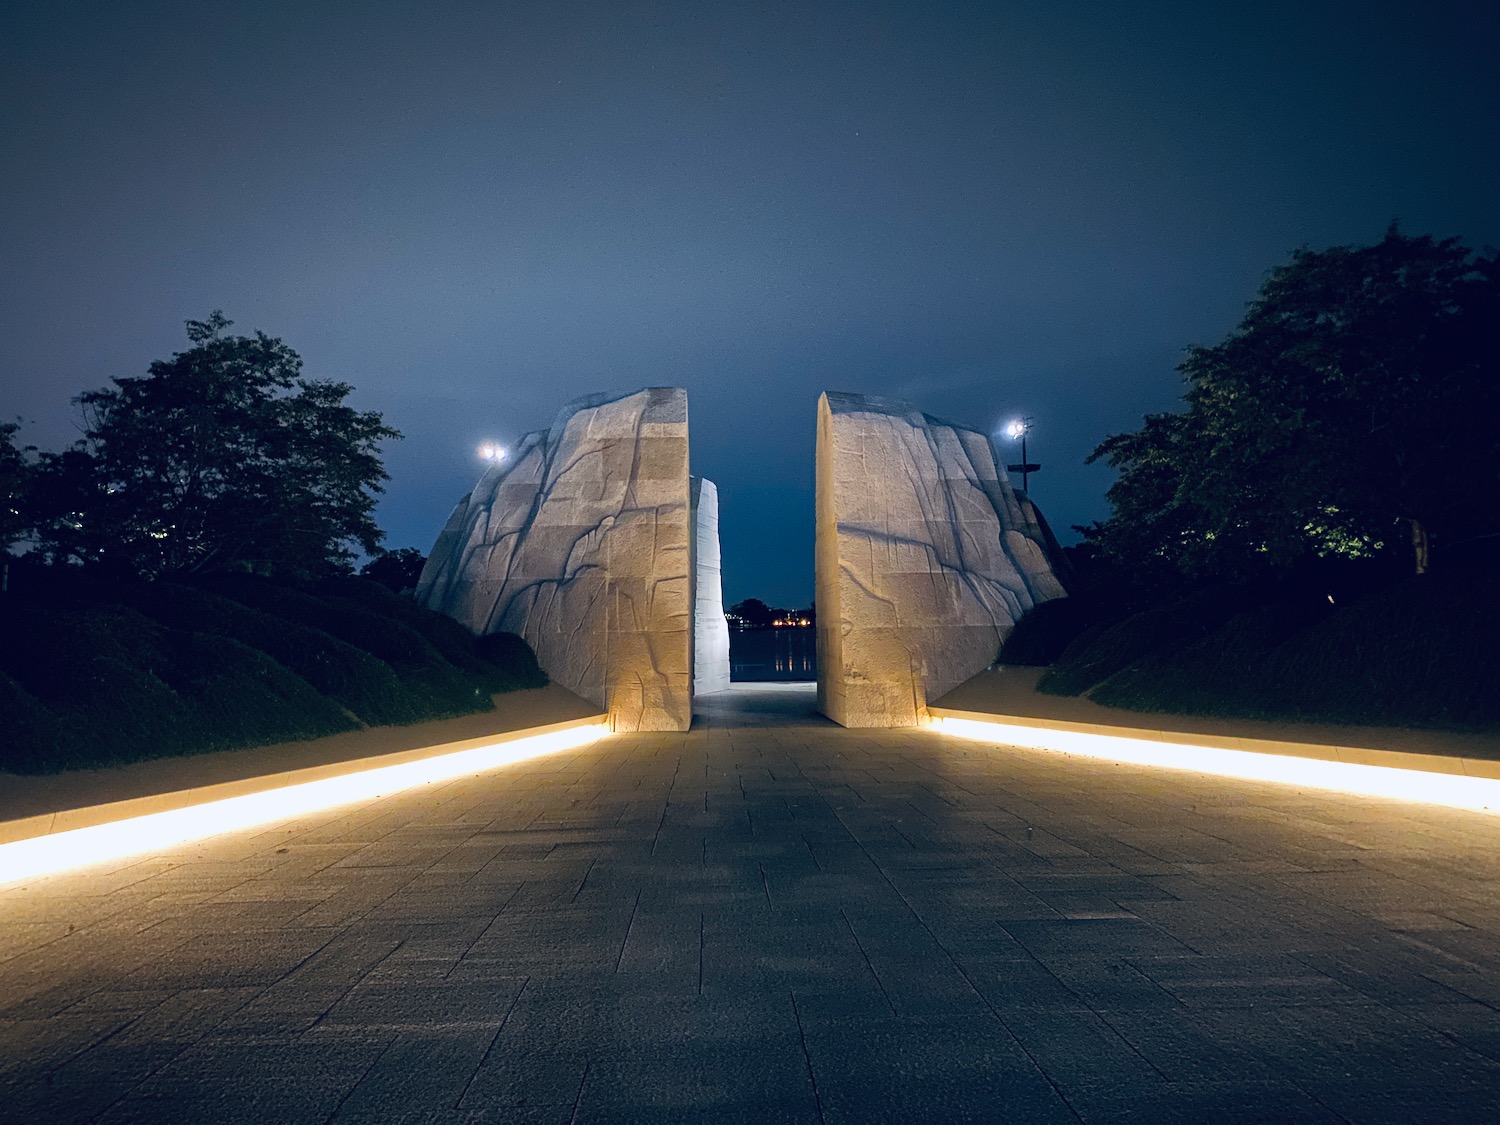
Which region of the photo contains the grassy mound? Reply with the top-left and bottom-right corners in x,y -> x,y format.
0,669 -> 70,773
0,600 -> 356,772
997,596 -> 1105,667
1089,594 -> 1330,718
121,582 -> 429,726
152,630 -> 357,753
201,576 -> 493,720
1041,569 -> 1500,732
1037,586 -> 1252,697
475,631 -> 547,690
316,577 -> 544,692
0,601 -> 196,770
0,569 -> 549,774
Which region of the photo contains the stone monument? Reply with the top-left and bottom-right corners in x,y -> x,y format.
416,387 -> 696,732
815,391 -> 1066,728
691,477 -> 731,696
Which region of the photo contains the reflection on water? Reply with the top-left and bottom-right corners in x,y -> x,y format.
729,627 -> 816,681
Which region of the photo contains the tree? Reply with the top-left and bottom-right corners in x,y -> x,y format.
360,547 -> 427,593
728,598 -> 773,628
0,421 -> 31,557
33,312 -> 400,580
1087,228 -> 1500,579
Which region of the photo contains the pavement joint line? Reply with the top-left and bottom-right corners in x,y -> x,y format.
0,715 -> 610,887
927,707 -> 1500,815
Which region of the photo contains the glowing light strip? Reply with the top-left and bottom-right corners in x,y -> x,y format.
929,716 -> 1500,815
0,723 -> 611,889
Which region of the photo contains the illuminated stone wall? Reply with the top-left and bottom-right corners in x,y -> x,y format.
417,388 -> 694,732
691,477 -> 731,696
815,391 -> 1066,728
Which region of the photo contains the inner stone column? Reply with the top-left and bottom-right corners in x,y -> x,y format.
815,391 -> 1066,728
691,477 -> 731,696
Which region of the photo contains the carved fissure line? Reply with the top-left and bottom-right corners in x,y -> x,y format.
846,412 -> 1036,624
837,523 -> 1029,628
836,559 -> 898,614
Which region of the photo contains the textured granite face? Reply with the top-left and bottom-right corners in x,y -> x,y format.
815,391 -> 1067,728
691,477 -> 731,697
416,388 -> 693,732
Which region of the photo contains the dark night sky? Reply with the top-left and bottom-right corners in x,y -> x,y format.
3,1 -> 1496,607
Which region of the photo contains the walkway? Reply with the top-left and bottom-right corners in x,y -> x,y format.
3,684 -> 1500,1122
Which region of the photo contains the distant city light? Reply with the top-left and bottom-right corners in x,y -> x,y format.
478,443 -> 507,462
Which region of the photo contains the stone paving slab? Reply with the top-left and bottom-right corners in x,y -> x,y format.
2,683 -> 1500,1122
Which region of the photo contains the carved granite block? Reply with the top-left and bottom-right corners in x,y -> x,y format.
815,391 -> 1067,728
416,388 -> 693,732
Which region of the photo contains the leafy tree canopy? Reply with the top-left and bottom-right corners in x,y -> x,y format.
360,546 -> 428,593
728,598 -> 774,628
32,312 -> 400,580
1085,227 -> 1500,580
0,421 -> 31,556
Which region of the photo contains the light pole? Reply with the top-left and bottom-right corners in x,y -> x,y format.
1004,417 -> 1040,493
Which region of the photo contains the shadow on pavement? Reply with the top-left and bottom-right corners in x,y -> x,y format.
692,682 -> 829,729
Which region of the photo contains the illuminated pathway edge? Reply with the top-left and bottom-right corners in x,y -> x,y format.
0,717 -> 610,888
928,709 -> 1500,816
3,683 -> 1500,1122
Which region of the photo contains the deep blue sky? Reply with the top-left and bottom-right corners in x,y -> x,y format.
3,1 -> 1496,606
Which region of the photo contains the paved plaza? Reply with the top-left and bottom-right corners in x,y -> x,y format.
3,684 -> 1500,1122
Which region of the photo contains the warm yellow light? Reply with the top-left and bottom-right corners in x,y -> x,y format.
929,717 -> 1500,815
0,723 -> 610,889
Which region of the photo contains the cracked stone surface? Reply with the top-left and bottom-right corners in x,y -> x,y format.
691,477 -> 731,697
416,387 -> 693,732
816,391 -> 1067,728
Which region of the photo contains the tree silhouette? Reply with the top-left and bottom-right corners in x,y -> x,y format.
33,312 -> 399,580
1086,228 -> 1500,578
